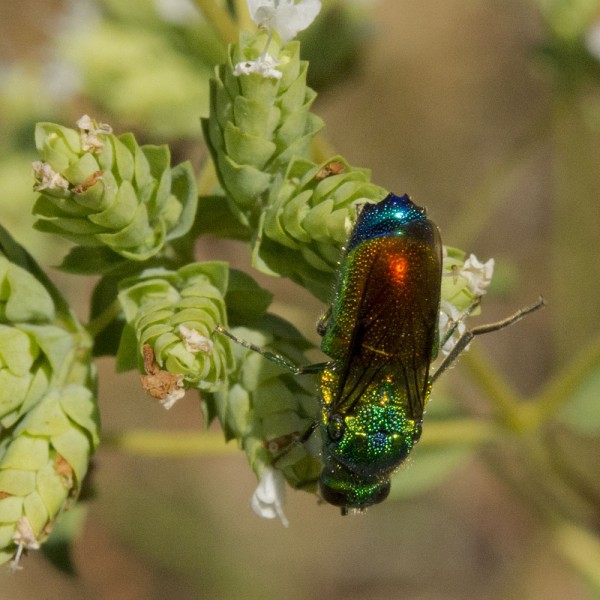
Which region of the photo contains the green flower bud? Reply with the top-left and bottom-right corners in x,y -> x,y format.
0,232 -> 99,569
117,262 -> 235,402
205,316 -> 321,491
32,116 -> 197,261
202,31 -> 323,221
255,156 -> 387,300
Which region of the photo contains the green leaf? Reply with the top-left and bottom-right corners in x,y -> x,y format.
0,225 -> 82,328
165,161 -> 198,240
192,195 -> 252,240
115,323 -> 142,372
225,269 -> 273,326
90,275 -> 125,357
59,246 -> 128,275
41,503 -> 89,576
0,259 -> 55,322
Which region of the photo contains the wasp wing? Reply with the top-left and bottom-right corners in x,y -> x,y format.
329,237 -> 440,421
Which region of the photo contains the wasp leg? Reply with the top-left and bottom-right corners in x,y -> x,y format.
270,420 -> 319,465
214,325 -> 330,375
432,296 -> 545,384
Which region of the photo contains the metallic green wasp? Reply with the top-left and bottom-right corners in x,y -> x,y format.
217,193 -> 544,515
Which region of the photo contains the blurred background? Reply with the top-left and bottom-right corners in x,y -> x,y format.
1,0 -> 600,598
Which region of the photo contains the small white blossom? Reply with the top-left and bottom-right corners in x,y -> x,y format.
32,160 -> 69,191
586,20 -> 600,61
233,53 -> 283,79
461,254 -> 494,296
159,375 -> 185,410
251,466 -> 289,527
438,300 -> 467,356
247,0 -> 322,43
154,0 -> 200,24
76,114 -> 112,153
179,324 -> 214,354
9,516 -> 40,572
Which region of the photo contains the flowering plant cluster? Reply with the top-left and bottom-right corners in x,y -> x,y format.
0,230 -> 99,570
0,0 -> 499,566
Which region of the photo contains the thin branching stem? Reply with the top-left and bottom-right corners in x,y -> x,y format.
103,429 -> 238,457
86,298 -> 121,339
235,0 -> 254,31
533,326 -> 600,423
553,521 -> 600,593
420,419 -> 500,448
459,347 -> 526,430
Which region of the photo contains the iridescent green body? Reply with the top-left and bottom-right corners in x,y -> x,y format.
318,193 -> 442,510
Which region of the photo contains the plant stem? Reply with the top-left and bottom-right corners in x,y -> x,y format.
103,429 -> 239,457
553,521 -> 600,594
86,298 -> 121,339
105,419 -> 498,458
533,326 -> 600,423
193,0 -> 239,44
197,159 -> 218,195
421,419 -> 500,448
235,0 -> 254,32
460,347 -> 528,430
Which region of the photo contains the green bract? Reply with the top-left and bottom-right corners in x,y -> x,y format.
202,31 -> 323,223
204,317 -> 321,490
32,120 -> 197,261
203,31 -> 388,300
256,156 -> 387,300
117,262 -> 234,391
0,385 -> 99,567
0,237 -> 99,568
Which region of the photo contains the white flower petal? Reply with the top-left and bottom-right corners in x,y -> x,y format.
76,114 -> 112,153
438,300 -> 467,356
461,254 -> 494,296
159,376 -> 185,410
251,467 -> 289,527
32,161 -> 69,191
10,516 -> 40,572
233,53 -> 283,79
247,0 -> 321,42
586,21 -> 600,61
155,0 -> 200,24
179,324 -> 214,354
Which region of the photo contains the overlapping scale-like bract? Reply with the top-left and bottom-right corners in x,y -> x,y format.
204,318 -> 321,490
203,31 -> 387,300
117,262 -> 235,391
0,242 -> 99,568
202,31 -> 324,222
32,119 -> 197,261
256,156 -> 387,300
